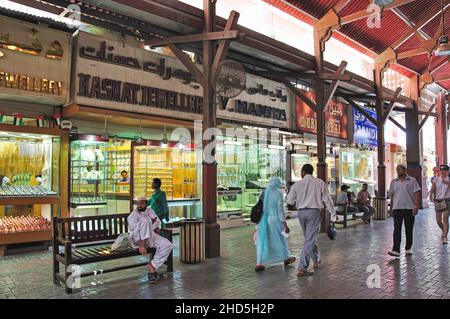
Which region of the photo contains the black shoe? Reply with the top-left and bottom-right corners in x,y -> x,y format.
388,250 -> 400,257
148,272 -> 159,283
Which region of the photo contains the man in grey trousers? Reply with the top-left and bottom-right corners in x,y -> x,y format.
286,164 -> 336,277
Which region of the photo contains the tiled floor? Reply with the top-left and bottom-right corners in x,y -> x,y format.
1,207 -> 450,299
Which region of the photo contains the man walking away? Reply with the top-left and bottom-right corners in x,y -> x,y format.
286,164 -> 336,277
388,164 -> 421,257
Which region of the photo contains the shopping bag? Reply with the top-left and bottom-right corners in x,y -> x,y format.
111,232 -> 131,251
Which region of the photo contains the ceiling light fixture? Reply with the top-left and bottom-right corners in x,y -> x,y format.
435,0 -> 450,57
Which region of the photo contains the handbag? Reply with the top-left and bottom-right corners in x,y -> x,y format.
434,199 -> 448,212
327,223 -> 337,240
250,192 -> 265,224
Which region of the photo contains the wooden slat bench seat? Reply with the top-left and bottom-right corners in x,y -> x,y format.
334,206 -> 364,228
52,214 -> 173,294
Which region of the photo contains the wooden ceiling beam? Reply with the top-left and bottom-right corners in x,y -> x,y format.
340,0 -> 419,26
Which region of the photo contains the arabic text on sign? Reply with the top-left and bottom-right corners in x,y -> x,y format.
79,41 -> 196,86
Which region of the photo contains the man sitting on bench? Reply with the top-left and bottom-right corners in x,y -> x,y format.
337,185 -> 369,225
356,183 -> 376,223
128,196 -> 174,282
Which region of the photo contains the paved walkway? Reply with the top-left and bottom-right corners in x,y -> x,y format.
1,207 -> 450,299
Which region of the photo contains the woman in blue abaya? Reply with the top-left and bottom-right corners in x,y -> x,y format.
255,177 -> 296,271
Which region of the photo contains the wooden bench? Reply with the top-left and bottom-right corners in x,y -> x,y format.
334,206 -> 364,228
52,214 -> 173,294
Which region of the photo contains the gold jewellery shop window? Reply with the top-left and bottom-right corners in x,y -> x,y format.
0,131 -> 60,237
132,140 -> 199,200
70,135 -> 109,216
0,131 -> 60,197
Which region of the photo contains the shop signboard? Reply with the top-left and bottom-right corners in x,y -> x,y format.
0,16 -> 70,104
353,107 -> 377,146
216,75 -> 291,129
295,90 -> 348,139
71,31 -> 204,121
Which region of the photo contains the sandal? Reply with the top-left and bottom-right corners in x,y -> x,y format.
284,256 -> 296,266
296,269 -> 313,277
255,265 -> 265,272
313,260 -> 321,269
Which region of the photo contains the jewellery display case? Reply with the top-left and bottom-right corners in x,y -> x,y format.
69,135 -> 109,216
216,139 -> 287,220
217,142 -> 244,218
105,140 -> 131,196
0,124 -> 66,255
242,144 -> 286,219
288,150 -> 338,195
131,140 -> 200,222
340,148 -> 376,195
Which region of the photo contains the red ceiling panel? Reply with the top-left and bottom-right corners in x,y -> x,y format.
265,0 -> 449,85
434,62 -> 450,89
263,0 -> 317,25
394,32 -> 423,53
339,10 -> 408,53
399,55 -> 431,73
422,13 -> 450,39
390,63 -> 416,78
437,80 -> 450,90
395,0 -> 442,26
430,56 -> 449,72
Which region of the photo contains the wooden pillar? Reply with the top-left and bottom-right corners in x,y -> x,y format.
435,92 -> 448,165
203,0 -> 220,258
374,67 -> 386,198
406,75 -> 422,208
313,32 -> 328,183
313,23 -> 331,233
60,133 -> 70,218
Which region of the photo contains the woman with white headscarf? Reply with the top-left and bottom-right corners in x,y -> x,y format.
255,177 -> 296,271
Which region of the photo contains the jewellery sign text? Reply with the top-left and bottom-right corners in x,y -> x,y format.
295,89 -> 348,139
0,16 -> 69,103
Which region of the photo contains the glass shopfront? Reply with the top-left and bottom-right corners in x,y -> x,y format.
216,137 -> 287,221
69,135 -> 202,222
131,140 -> 201,222
340,147 -> 377,195
288,140 -> 339,196
0,130 -> 61,236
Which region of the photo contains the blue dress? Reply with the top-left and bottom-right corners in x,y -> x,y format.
256,177 -> 291,265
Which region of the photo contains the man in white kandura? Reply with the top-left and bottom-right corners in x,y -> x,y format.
128,196 -> 173,282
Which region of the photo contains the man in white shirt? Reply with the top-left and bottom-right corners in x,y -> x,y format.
128,197 -> 173,282
286,164 -> 336,277
388,164 -> 421,257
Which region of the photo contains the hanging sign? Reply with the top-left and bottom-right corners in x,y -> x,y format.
71,31 -> 204,121
353,107 -> 378,146
216,76 -> 291,129
295,89 -> 348,139
0,16 -> 70,103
